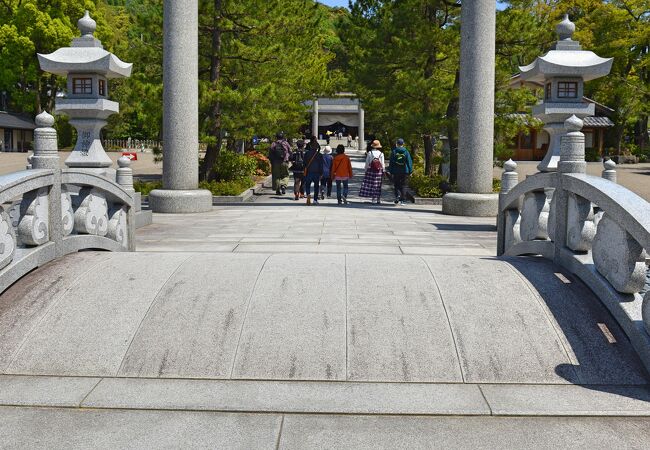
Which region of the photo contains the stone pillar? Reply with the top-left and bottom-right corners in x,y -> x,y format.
358,107 -> 365,150
312,99 -> 319,138
558,115 -> 586,174
116,156 -> 135,194
442,0 -> 498,217
31,111 -> 60,170
149,0 -> 212,213
602,159 -> 617,183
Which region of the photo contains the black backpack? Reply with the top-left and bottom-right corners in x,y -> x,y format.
270,142 -> 285,161
291,151 -> 305,171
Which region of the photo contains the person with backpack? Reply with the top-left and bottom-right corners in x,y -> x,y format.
331,144 -> 353,205
290,140 -> 306,200
388,138 -> 414,205
303,140 -> 324,205
320,145 -> 334,200
269,132 -> 290,195
359,139 -> 385,204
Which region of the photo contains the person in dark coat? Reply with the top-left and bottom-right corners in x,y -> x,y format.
303,142 -> 324,205
269,132 -> 290,195
388,138 -> 414,205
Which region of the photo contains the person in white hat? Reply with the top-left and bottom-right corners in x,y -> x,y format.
320,145 -> 334,199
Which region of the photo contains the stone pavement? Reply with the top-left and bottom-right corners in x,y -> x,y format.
1,149 -> 649,448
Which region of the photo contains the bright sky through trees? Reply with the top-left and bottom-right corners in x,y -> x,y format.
318,1 -> 508,10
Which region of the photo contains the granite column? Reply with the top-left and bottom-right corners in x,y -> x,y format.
312,99 -> 319,138
150,0 -> 212,213
442,0 -> 498,217
358,107 -> 365,150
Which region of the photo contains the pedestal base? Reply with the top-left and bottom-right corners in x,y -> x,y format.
442,192 -> 498,217
149,189 -> 212,213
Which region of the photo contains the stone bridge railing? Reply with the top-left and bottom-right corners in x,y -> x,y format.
0,112 -> 135,295
498,115 -> 650,371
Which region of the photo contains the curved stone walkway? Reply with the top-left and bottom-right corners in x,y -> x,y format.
0,148 -> 649,448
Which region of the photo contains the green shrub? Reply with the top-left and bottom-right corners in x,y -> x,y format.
585,147 -> 600,162
408,174 -> 444,198
493,178 -> 501,193
213,150 -> 257,182
199,178 -> 254,196
133,180 -> 162,196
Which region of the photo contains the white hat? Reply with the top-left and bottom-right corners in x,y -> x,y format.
323,146 -> 332,154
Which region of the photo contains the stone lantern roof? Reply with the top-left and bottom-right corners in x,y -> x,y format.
519,14 -> 612,83
37,11 -> 132,79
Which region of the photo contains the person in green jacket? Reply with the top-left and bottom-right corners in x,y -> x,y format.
388,138 -> 413,205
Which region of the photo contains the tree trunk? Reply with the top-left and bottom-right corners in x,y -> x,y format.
634,116 -> 648,152
446,70 -> 460,184
423,134 -> 435,176
201,0 -> 224,181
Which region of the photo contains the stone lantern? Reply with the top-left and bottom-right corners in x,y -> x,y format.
519,14 -> 612,172
37,11 -> 132,176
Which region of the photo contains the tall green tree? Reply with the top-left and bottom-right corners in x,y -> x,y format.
198,0 -> 336,180
341,0 -> 461,177
0,1 -> 110,114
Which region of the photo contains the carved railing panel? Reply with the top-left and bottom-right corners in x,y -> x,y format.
498,115 -> 650,372
0,115 -> 136,296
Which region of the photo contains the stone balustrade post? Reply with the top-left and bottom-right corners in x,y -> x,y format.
497,159 -> 520,255
558,115 -> 586,175
30,110 -> 64,255
116,156 -> 135,194
500,159 -> 519,194
32,111 -> 60,170
602,159 -> 617,183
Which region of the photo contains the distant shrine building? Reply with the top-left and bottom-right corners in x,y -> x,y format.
306,93 -> 365,144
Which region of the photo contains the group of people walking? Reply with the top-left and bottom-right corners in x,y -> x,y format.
269,133 -> 413,206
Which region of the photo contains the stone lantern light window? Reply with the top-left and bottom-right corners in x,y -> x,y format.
557,81 -> 578,98
545,83 -> 552,100
98,78 -> 106,96
73,77 -> 93,95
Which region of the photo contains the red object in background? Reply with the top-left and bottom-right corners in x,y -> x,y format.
121,152 -> 138,161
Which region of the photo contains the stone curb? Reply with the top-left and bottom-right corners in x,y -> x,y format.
1,375 -> 649,417
211,175 -> 272,204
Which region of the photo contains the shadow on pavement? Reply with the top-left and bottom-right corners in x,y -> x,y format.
505,256 -> 650,402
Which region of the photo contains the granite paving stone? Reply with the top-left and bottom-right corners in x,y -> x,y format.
0,375 -> 99,407
83,378 -> 489,415
423,256 -> 574,384
0,406 -> 282,450
6,253 -> 188,376
232,254 -> 346,380
480,383 -> 650,416
0,252 -> 113,371
279,414 -> 650,449
346,254 -> 462,382
118,253 -> 269,378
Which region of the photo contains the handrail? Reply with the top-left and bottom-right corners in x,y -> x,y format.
0,170 -> 55,205
0,112 -> 136,295
562,174 -> 650,251
63,170 -> 134,206
499,171 -> 557,211
497,116 -> 650,373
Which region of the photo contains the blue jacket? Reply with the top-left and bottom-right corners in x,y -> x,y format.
322,154 -> 333,177
389,146 -> 413,175
304,148 -> 324,175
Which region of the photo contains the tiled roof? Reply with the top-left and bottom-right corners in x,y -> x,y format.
583,116 -> 614,128
508,113 -> 614,128
0,112 -> 36,130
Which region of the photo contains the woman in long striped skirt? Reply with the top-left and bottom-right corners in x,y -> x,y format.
359,140 -> 385,204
